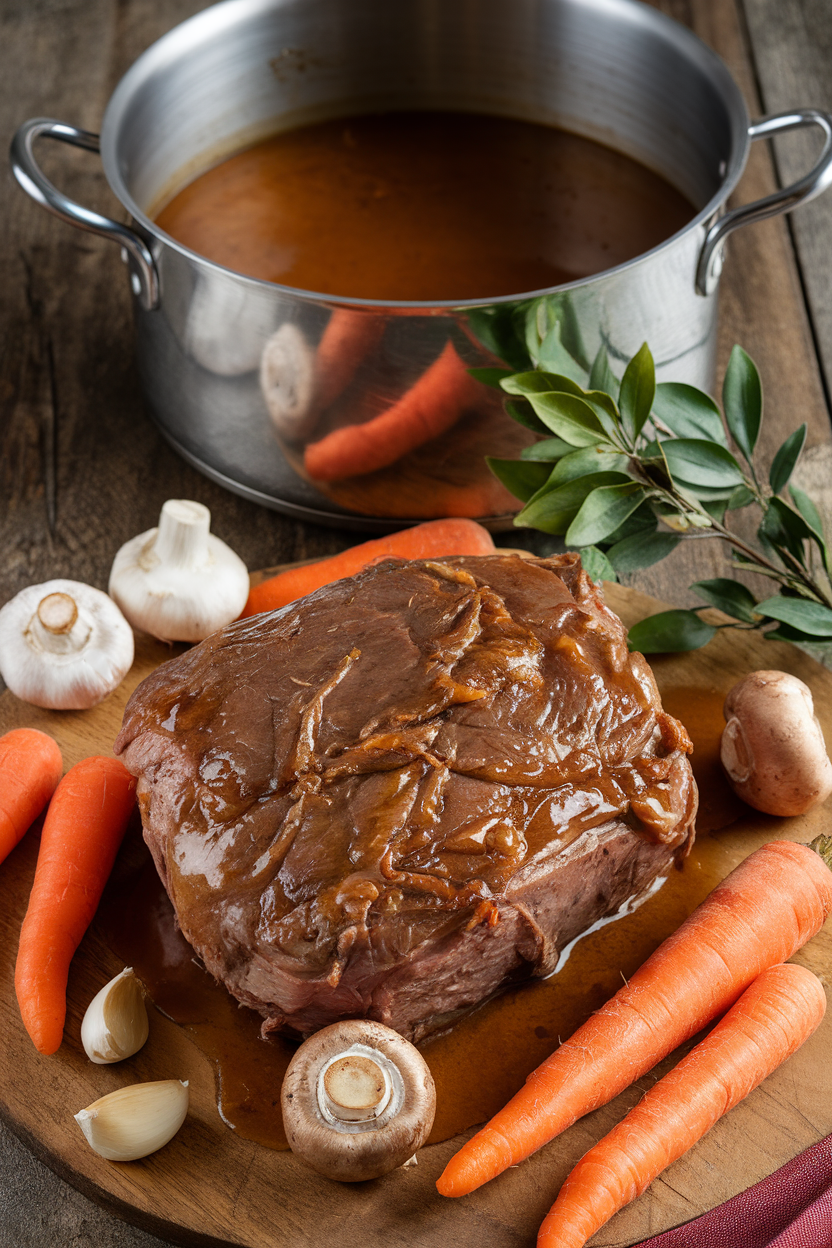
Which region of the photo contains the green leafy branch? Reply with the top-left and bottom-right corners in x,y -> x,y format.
480,320 -> 832,653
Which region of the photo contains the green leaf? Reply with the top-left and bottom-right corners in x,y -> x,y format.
605,530 -> 681,574
547,446 -> 631,486
628,610 -> 718,654
589,345 -> 618,398
581,390 -> 625,445
722,344 -> 762,464
578,545 -> 617,583
759,497 -> 811,565
502,371 -> 585,399
789,485 -> 832,577
537,320 -> 589,384
661,439 -> 745,489
618,343 -> 655,443
566,483 -> 646,546
538,294 -> 591,371
527,391 -> 611,447
514,471 -> 626,534
769,424 -> 807,495
467,367 -> 516,389
763,620 -> 831,644
605,501 -> 658,544
652,383 -> 728,446
505,399 -> 550,436
755,595 -> 832,638
486,457 -> 552,503
701,498 -> 728,523
790,485 -> 826,540
465,304 -> 531,371
675,482 -> 742,502
520,436 -> 574,461
691,578 -> 759,623
727,484 -> 756,511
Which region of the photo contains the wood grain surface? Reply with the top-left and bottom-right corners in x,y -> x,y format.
2,0 -> 832,1244
1,582 -> 832,1248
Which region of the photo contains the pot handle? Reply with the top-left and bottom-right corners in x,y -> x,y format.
10,118 -> 159,311
696,108 -> 832,296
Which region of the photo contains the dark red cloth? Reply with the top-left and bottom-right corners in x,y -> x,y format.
636,1134 -> 832,1247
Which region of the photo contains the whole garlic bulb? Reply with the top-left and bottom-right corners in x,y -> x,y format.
81,968 -> 149,1064
74,1080 -> 189,1162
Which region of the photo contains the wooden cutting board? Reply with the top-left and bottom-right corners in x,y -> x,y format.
2,580 -> 832,1248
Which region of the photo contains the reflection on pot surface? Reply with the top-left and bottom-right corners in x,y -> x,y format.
12,0 -> 832,527
156,108 -> 698,521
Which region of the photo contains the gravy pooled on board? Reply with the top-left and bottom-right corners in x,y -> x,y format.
155,111 -> 695,300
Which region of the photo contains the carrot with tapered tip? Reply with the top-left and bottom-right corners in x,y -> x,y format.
538,963 -> 826,1248
15,755 -> 137,1055
437,838 -> 832,1198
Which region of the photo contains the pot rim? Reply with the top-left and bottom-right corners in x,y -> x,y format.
100,0 -> 752,309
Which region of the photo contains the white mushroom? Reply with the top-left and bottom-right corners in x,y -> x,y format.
108,500 -> 250,642
281,1019 -> 436,1182
720,669 -> 832,816
0,579 -> 134,709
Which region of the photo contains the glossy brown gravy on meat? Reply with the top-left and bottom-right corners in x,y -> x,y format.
99,683 -> 737,1152
154,111 -> 695,300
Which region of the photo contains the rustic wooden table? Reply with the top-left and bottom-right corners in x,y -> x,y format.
2,0 -> 832,1244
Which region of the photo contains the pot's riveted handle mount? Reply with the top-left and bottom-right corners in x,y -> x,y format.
10,118 -> 160,311
696,108 -> 832,296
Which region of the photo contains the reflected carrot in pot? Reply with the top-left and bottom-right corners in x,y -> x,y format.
314,308 -> 386,413
0,728 -> 63,866
437,838 -> 832,1198
240,517 -> 496,617
15,755 -> 137,1055
538,963 -> 826,1248
303,340 -> 482,482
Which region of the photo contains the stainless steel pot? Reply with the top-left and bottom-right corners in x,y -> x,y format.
11,0 -> 832,529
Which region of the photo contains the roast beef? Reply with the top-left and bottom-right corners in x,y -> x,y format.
115,553 -> 697,1042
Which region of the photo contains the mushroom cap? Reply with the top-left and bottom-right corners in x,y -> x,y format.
0,578 -> 134,709
721,669 -> 832,816
281,1019 -> 436,1182
108,501 -> 251,642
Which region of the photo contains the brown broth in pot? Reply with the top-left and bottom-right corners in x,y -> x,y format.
98,683 -> 737,1152
155,111 -> 695,300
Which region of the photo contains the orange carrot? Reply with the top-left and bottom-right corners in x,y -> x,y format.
240,517 -> 495,617
303,340 -> 482,481
538,963 -> 826,1248
314,308 -> 386,413
437,838 -> 832,1198
15,755 -> 137,1055
0,728 -> 63,866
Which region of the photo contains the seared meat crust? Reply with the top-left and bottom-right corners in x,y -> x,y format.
115,554 -> 697,1041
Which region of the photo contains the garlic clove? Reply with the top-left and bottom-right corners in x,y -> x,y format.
81,967 -> 149,1064
74,1080 -> 189,1161
108,500 -> 251,642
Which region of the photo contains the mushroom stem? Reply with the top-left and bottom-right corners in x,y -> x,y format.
37,592 -> 78,635
321,1052 -> 392,1123
148,500 -> 211,571
28,594 -> 92,656
281,1020 -> 436,1181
